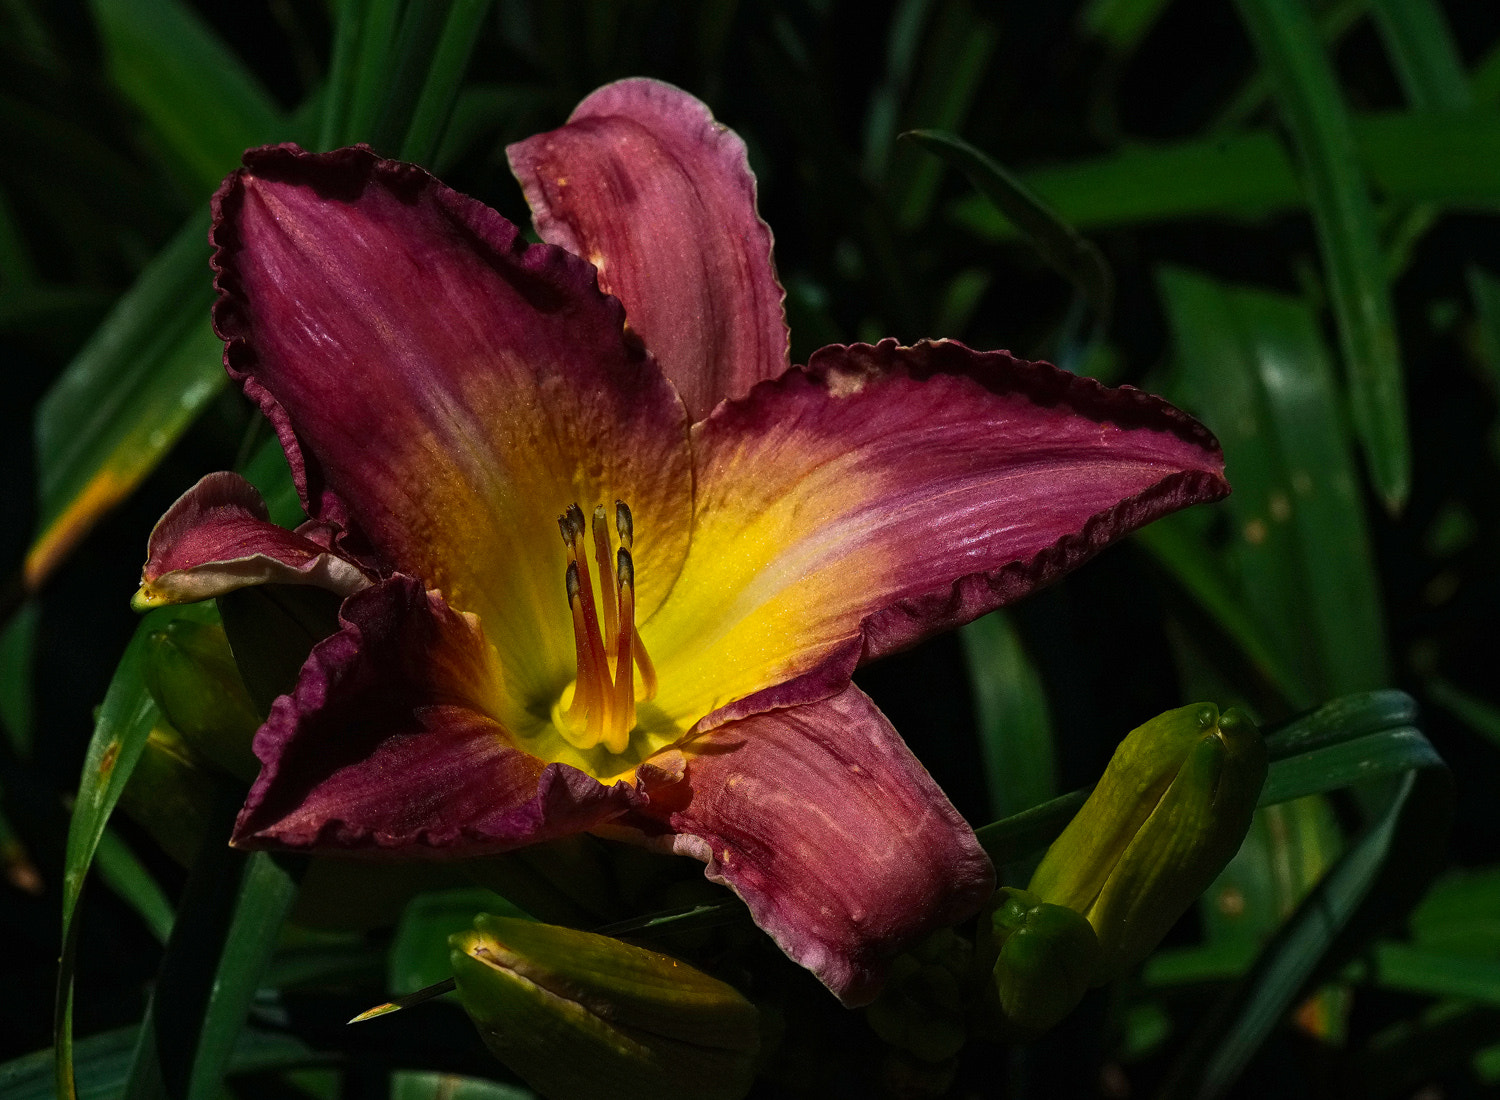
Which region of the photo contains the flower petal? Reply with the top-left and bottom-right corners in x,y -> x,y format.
508,78 -> 789,420
211,144 -> 693,721
135,471 -> 369,609
645,339 -> 1229,730
233,575 -> 637,853
642,683 -> 993,1006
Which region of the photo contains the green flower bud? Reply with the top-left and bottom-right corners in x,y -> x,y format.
118,721 -> 216,866
982,887 -> 1100,1040
864,952 -> 967,1063
144,617 -> 261,781
450,914 -> 759,1100
1029,703 -> 1266,983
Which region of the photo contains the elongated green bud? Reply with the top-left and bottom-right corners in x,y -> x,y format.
864,935 -> 969,1063
981,887 -> 1100,1040
118,721 -> 216,867
143,617 -> 260,781
1029,704 -> 1266,983
451,914 -> 759,1100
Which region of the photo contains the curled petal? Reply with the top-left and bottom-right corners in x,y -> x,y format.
509,78 -> 789,420
233,576 -> 637,854
645,339 -> 1229,732
211,144 -> 693,723
135,472 -> 368,609
644,683 -> 994,1006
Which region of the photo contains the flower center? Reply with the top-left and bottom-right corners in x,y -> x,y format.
555,500 -> 658,755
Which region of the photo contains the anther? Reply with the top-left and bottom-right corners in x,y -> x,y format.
592,505 -> 619,651
615,501 -> 633,550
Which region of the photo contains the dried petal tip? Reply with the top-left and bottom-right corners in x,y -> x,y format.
451,913 -> 760,1100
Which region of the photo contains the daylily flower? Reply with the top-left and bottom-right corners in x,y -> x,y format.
133,79 -> 1228,1006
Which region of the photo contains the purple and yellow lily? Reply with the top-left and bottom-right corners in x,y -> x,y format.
133,79 -> 1227,1006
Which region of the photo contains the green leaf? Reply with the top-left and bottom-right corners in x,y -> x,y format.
88,0 -> 285,193
28,212 -> 220,594
904,127 -> 1112,365
4,1025 -> 327,1100
1363,943 -> 1500,1004
1156,267 -> 1312,690
1233,0 -> 1409,508
1159,701 -> 1450,1099
125,812 -> 304,1100
1369,0 -> 1472,111
399,0 -> 496,166
1136,516 -> 1314,709
1156,268 -> 1386,698
391,888 -> 528,997
960,611 -> 1056,820
343,0 -> 406,145
93,829 -> 175,945
1231,284 -> 1388,695
951,110 -> 1500,238
55,605 -> 208,1100
884,0 -> 998,230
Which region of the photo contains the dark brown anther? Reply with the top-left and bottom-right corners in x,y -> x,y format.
615,501 -> 633,550
616,547 -> 634,589
565,561 -> 581,600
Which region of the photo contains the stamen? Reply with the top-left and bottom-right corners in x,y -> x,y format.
591,505 -> 619,653
609,548 -> 637,752
557,499 -> 658,753
560,508 -> 611,747
563,564 -> 604,747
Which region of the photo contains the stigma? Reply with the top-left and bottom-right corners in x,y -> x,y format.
557,500 -> 657,755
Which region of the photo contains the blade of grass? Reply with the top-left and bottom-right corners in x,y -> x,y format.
904,128 -> 1112,365
4,1025 -> 327,1100
951,109 -> 1500,239
93,828 -> 175,944
960,610 -> 1056,820
124,789 -> 304,1100
1234,0 -> 1409,509
27,212 -> 219,595
1369,0 -> 1470,276
886,0 -> 998,230
88,0 -> 284,193
1363,943 -> 1500,1005
1136,517 -> 1313,709
1233,284 -> 1388,695
1156,267 -> 1310,682
1162,750 -> 1450,1098
399,0 -> 495,166
862,0 -> 938,179
318,0 -> 369,150
1369,0 -> 1471,111
54,605 -> 212,1099
342,0 -> 404,144
367,2 -> 451,155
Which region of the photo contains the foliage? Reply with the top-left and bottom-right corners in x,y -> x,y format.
2,0 -> 1498,1096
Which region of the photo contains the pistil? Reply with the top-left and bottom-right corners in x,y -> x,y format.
558,499 -> 657,755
